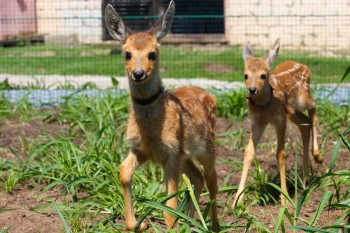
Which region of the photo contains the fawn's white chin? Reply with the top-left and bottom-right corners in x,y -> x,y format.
247,90 -> 258,96
131,76 -> 147,83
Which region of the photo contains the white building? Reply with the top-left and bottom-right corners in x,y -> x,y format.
3,0 -> 350,52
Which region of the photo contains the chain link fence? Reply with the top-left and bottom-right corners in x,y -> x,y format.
0,0 -> 349,97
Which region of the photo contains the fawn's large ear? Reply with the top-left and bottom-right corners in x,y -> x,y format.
264,38 -> 280,66
149,0 -> 175,41
242,42 -> 254,62
105,4 -> 131,42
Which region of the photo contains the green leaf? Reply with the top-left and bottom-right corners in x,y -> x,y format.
328,213 -> 348,233
249,219 -> 271,233
0,208 -> 17,212
274,207 -> 286,233
182,174 -> 208,230
340,65 -> 350,82
328,140 -> 340,173
324,65 -> 350,99
111,77 -> 119,87
290,226 -> 332,232
296,187 -> 310,218
53,203 -> 71,233
136,190 -> 186,231
138,198 -> 208,231
259,182 -> 295,207
309,190 -> 333,227
0,226 -> 12,233
338,198 -> 350,205
41,180 -> 67,193
339,129 -> 350,151
29,203 -> 53,213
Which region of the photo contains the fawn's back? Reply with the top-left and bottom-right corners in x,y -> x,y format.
270,61 -> 315,114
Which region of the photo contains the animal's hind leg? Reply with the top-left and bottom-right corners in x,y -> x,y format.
289,111 -> 312,185
182,159 -> 204,218
275,120 -> 287,205
199,155 -> 220,232
308,107 -> 323,163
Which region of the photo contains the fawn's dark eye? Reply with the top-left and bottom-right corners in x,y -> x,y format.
148,52 -> 157,61
261,74 -> 267,80
244,74 -> 248,80
125,52 -> 131,60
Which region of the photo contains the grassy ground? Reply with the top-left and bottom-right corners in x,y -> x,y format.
1,44 -> 350,83
0,45 -> 349,232
0,81 -> 349,232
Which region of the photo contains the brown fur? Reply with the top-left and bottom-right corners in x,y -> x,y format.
232,39 -> 323,208
105,1 -> 220,232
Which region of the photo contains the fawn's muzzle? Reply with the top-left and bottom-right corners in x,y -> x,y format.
248,87 -> 257,95
132,70 -> 146,82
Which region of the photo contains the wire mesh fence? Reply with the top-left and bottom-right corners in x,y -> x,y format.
1,0 -> 350,90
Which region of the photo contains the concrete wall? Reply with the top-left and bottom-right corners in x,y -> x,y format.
35,0 -> 350,53
36,0 -> 102,45
225,0 -> 350,52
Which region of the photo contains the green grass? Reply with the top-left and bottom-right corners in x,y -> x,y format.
0,83 -> 349,232
1,44 -> 349,83
0,68 -> 349,232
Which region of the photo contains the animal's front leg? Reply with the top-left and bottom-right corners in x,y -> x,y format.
232,120 -> 267,209
120,149 -> 147,232
163,158 -> 180,229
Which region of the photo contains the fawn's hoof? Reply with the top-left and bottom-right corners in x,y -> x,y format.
126,222 -> 147,232
313,150 -> 324,164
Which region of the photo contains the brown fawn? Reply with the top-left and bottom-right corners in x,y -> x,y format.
105,1 -> 220,232
232,39 -> 324,208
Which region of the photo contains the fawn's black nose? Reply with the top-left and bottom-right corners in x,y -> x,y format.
132,70 -> 145,81
248,87 -> 257,95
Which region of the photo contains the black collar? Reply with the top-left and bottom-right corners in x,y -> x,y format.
246,86 -> 273,107
132,87 -> 164,106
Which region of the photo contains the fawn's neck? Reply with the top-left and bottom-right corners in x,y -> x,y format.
129,72 -> 164,106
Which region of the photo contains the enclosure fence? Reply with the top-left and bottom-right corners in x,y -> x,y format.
1,0 -> 350,90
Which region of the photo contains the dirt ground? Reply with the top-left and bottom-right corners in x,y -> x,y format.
0,117 -> 349,232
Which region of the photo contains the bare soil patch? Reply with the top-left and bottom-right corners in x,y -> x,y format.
0,183 -> 63,233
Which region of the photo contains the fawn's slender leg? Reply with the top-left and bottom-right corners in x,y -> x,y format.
120,149 -> 148,232
275,120 -> 287,205
163,158 -> 181,229
199,155 -> 220,232
308,108 -> 323,163
182,159 -> 204,217
232,120 -> 267,209
290,111 -> 312,185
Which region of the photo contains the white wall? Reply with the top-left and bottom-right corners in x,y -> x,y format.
225,0 -> 350,52
36,0 -> 350,53
36,0 -> 102,45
